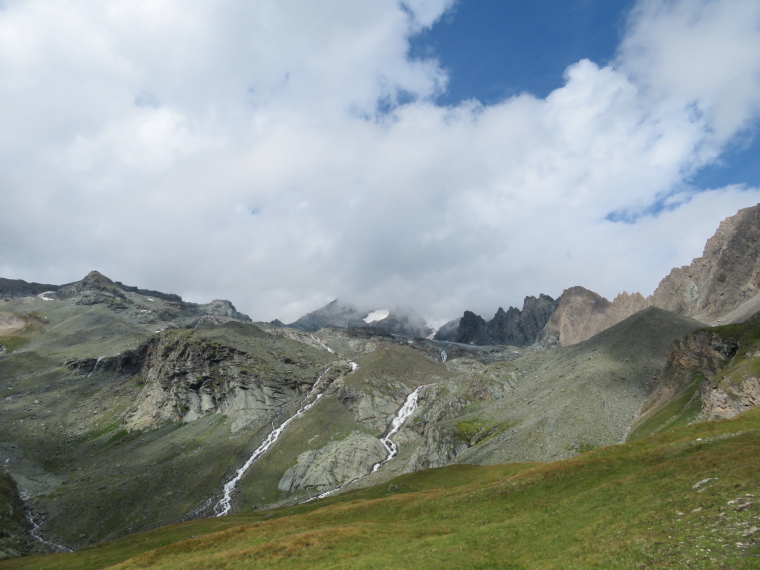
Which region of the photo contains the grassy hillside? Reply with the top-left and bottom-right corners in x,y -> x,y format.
629,311 -> 760,441
4,407 -> 758,569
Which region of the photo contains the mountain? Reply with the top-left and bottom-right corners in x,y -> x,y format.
2,206 -> 760,563
442,203 -> 760,348
434,294 -> 557,346
287,299 -> 432,338
0,279 -> 58,300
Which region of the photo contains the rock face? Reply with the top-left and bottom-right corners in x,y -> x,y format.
545,288 -> 650,347
630,310 -> 760,437
650,204 -> 760,323
433,318 -> 460,342
631,329 -> 738,437
443,295 -> 557,347
444,204 -> 760,348
123,326 -> 324,432
701,377 -> 760,420
278,432 -> 387,493
0,278 -> 58,299
0,471 -> 33,560
544,204 -> 760,346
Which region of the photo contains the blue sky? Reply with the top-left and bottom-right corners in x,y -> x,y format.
412,1 -> 636,104
413,0 -> 759,194
1,0 -> 760,323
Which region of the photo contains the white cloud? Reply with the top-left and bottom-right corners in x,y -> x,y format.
1,0 -> 759,324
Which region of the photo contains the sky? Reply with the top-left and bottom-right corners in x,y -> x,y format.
1,0 -> 760,326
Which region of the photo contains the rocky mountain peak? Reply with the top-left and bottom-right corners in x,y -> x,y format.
440,294 -> 557,347
57,270 -> 127,301
287,299 -> 432,338
649,203 -> 760,322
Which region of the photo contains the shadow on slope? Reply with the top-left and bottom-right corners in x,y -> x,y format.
5,408 -> 759,569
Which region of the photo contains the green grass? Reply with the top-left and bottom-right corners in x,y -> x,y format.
452,419 -> 512,445
627,375 -> 704,441
5,408 -> 759,569
0,336 -> 29,354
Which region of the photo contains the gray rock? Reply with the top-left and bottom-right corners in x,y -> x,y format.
278,432 -> 387,493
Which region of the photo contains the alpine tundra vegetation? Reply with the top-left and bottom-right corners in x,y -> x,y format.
1,204 -> 759,568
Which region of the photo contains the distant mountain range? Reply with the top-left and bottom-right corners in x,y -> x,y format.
1,204 -> 759,564
435,203 -> 760,347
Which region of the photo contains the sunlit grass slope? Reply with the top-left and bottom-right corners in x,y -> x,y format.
5,409 -> 759,569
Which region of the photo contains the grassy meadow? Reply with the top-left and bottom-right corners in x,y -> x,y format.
3,407 -> 758,569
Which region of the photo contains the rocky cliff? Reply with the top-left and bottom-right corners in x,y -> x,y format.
543,204 -> 760,346
438,294 -> 557,346
444,204 -> 760,348
123,323 -> 332,432
650,204 -> 760,322
629,310 -> 760,439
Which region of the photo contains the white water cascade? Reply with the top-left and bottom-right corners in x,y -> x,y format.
310,335 -> 335,354
87,356 -> 104,378
440,350 -> 447,363
213,367 -> 334,517
21,492 -> 72,553
311,384 -> 428,502
372,385 -> 426,472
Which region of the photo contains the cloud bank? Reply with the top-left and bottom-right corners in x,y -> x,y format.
1,0 -> 759,324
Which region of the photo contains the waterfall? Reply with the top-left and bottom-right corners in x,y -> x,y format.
87,356 -> 104,378
309,384 -> 428,502
212,367 -> 332,517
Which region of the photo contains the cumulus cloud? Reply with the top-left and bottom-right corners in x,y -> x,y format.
1,0 -> 759,324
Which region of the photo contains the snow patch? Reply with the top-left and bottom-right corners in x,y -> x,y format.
363,309 -> 389,324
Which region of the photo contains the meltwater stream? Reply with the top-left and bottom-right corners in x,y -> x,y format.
371,385 -> 426,472
213,366 -> 334,517
312,384 -> 428,501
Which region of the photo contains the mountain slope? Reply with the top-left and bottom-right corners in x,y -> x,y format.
629,309 -> 760,441
6,407 -> 759,569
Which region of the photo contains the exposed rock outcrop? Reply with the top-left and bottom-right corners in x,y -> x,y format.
278,432 -> 387,493
444,295 -> 557,347
630,308 -> 760,438
650,204 -> 760,323
701,377 -> 760,421
0,471 -> 33,560
335,384 -> 409,433
123,327 -> 328,432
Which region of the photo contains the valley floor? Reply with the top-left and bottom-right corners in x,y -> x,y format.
3,407 -> 759,569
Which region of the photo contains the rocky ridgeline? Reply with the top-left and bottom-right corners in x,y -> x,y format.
441,203 -> 760,348
435,294 -> 557,347
4,270 -> 251,326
